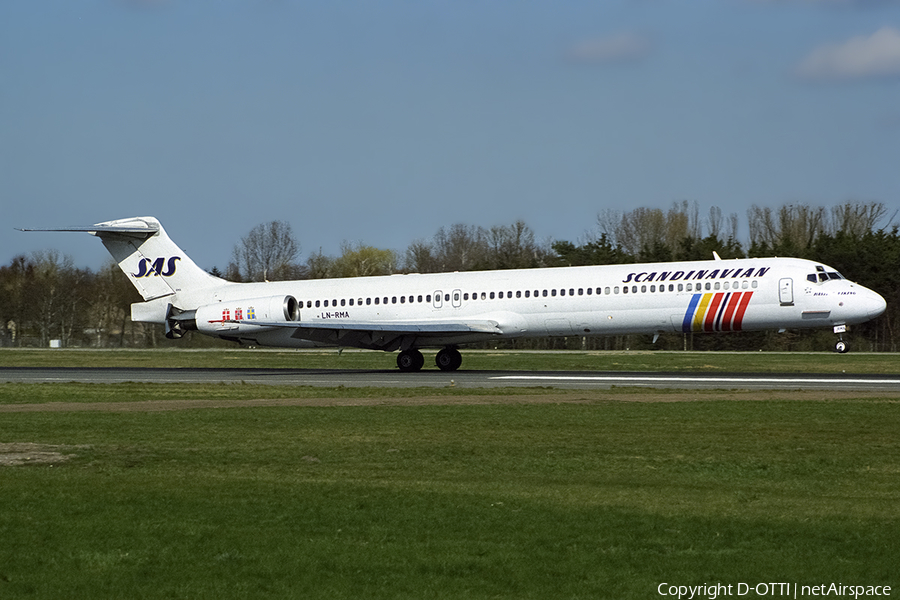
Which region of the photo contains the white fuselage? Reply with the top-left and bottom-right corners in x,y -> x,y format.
176,256 -> 885,349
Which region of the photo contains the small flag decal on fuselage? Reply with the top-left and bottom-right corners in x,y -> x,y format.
682,292 -> 753,333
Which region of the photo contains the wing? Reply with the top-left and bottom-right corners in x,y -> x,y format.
232,318 -> 503,351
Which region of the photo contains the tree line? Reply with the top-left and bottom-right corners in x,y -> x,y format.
2,201 -> 896,351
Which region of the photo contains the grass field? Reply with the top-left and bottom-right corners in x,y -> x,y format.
1,351 -> 899,599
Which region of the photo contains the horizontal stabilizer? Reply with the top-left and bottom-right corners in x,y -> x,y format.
16,223 -> 160,237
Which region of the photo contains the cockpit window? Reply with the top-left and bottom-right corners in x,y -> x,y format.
808,268 -> 845,283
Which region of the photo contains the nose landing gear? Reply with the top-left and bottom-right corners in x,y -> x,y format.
834,324 -> 849,353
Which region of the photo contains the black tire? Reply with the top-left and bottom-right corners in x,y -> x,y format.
435,348 -> 462,371
835,340 -> 849,354
397,349 -> 425,372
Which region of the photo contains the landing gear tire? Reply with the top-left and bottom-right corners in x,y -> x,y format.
397,349 -> 425,372
435,348 -> 462,372
835,340 -> 849,354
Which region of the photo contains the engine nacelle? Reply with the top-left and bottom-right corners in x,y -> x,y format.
195,295 -> 300,335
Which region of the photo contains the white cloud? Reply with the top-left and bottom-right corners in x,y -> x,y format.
797,26 -> 900,81
566,33 -> 653,65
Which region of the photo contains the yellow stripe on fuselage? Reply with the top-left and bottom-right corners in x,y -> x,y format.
692,293 -> 712,332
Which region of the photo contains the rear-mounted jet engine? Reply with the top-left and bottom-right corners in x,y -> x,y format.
195,295 -> 300,334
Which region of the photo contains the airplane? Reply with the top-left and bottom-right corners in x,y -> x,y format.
20,216 -> 886,370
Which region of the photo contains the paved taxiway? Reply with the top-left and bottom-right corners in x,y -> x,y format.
2,367 -> 899,391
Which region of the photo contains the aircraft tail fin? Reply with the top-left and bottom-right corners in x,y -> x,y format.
19,216 -> 223,301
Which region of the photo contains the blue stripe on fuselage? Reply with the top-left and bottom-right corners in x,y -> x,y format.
682,294 -> 702,333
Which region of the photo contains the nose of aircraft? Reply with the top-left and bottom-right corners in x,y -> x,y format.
866,288 -> 887,319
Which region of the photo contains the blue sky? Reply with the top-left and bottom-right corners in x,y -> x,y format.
3,0 -> 899,271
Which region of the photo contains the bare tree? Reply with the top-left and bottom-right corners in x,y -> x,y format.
27,250 -> 68,347
708,206 -> 723,240
403,239 -> 438,273
486,220 -> 545,269
831,201 -> 891,238
748,203 -> 828,252
596,201 -> 702,257
231,221 -> 303,282
433,224 -> 489,272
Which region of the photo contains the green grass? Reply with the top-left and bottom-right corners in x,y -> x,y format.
0,381 -> 533,405
1,388 -> 899,599
2,347 -> 899,373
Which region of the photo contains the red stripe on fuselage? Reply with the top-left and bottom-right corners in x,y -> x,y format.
720,292 -> 743,332
704,293 -> 725,332
733,292 -> 753,331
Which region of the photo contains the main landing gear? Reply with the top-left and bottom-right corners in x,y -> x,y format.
396,348 -> 462,372
397,349 -> 425,372
435,348 -> 462,371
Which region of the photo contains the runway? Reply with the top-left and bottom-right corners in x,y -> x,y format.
2,366 -> 899,391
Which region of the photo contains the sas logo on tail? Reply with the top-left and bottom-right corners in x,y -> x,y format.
132,256 -> 181,278
682,292 -> 753,333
